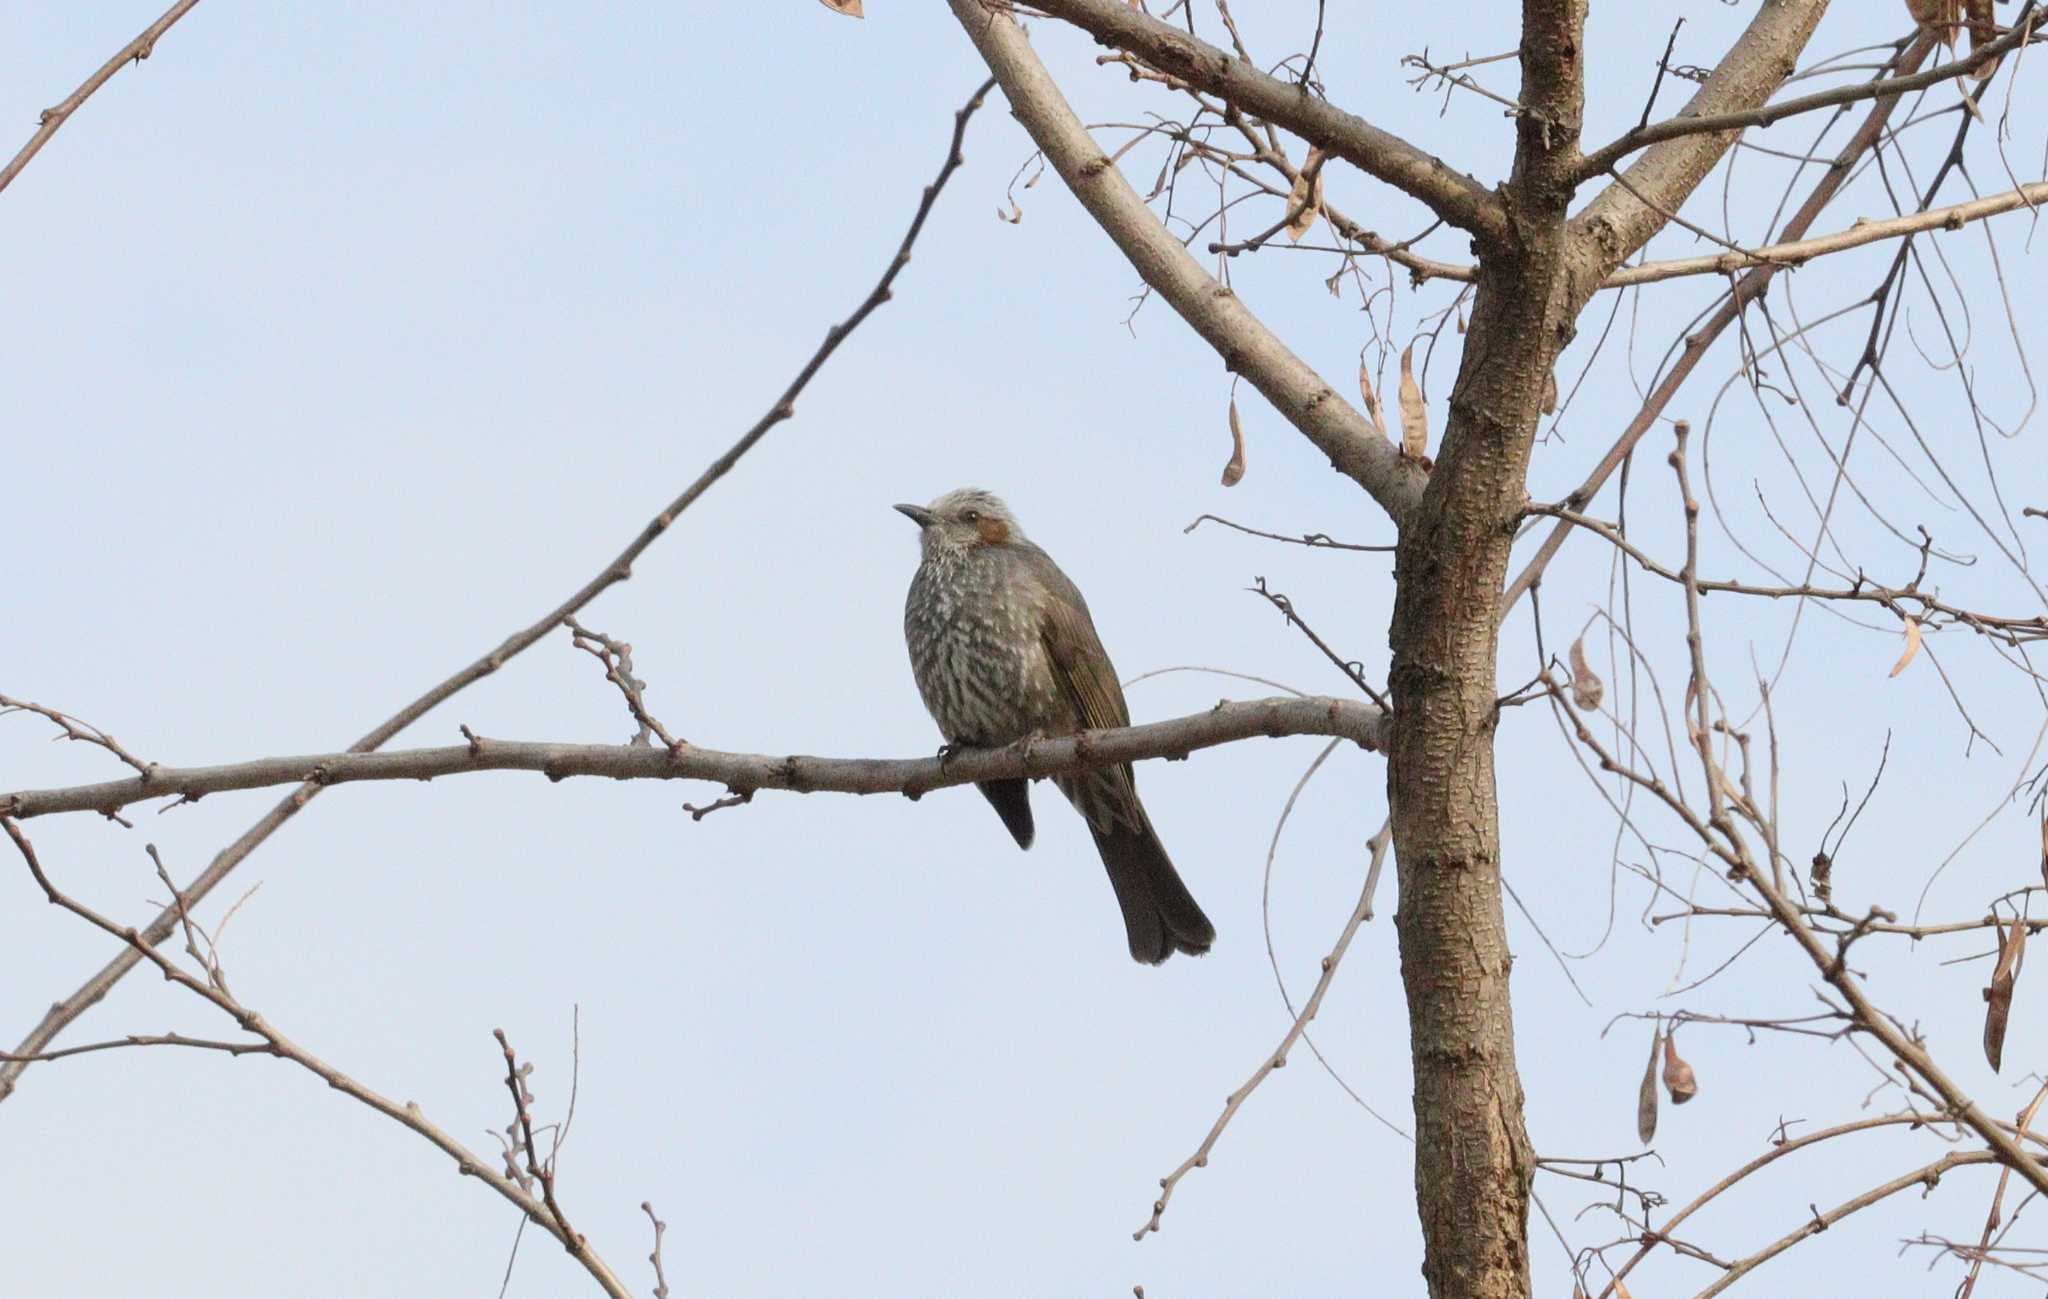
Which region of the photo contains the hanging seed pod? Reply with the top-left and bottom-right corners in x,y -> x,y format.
1636,1023 -> 1660,1144
1662,1032 -> 1698,1104
1984,913 -> 2028,1072
1220,397 -> 1247,487
1398,343 -> 1429,462
1569,635 -> 1605,712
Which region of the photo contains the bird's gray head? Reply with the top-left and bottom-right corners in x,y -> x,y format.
893,488 -> 1025,560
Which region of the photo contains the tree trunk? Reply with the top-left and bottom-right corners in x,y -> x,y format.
1385,7 -> 1583,1296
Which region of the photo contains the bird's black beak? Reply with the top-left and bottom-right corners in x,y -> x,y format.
894,503 -> 934,528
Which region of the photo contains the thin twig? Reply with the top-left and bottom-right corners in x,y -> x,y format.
0,75 -> 1002,1101
1134,822 -> 1391,1239
1,816 -> 635,1298
0,0 -> 205,198
1183,513 -> 1393,552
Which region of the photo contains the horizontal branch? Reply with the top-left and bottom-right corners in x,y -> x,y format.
1605,179 -> 2048,287
1578,10 -> 2042,182
0,697 -> 1385,821
1527,503 -> 2048,642
0,76 -> 999,1103
1020,0 -> 1509,244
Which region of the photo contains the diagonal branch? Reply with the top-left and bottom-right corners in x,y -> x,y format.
1605,178 -> 2048,288
0,76 -> 999,1103
1577,10 -> 2040,182
0,0 -> 204,199
0,819 -> 635,1299
1687,1152 -> 1996,1299
1501,30 -> 1941,621
949,0 -> 1425,524
1571,0 -> 1829,279
0,697 -> 1386,822
1013,0 -> 1509,244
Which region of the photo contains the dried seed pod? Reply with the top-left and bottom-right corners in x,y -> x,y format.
1662,1033 -> 1698,1104
1984,914 -> 2027,1072
1398,343 -> 1429,461
1569,636 -> 1605,711
1221,397 -> 1247,487
1637,1024 -> 1660,1144
1358,358 -> 1388,439
817,0 -> 863,15
1283,148 -> 1325,242
1889,616 -> 1922,677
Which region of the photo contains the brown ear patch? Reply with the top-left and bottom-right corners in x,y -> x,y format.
976,515 -> 1012,546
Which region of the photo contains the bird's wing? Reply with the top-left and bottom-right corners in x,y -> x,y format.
1030,550 -> 1149,835
1031,554 -> 1132,735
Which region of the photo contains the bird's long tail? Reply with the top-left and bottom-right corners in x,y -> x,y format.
1090,808 -> 1215,965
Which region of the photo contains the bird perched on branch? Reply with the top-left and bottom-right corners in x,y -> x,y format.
896,488 -> 1214,964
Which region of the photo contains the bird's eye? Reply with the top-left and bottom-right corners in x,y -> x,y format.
962,510 -> 980,523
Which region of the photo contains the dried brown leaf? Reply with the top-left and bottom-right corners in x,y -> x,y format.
1541,369 -> 1559,415
1283,148 -> 1326,243
1985,915 -> 2026,1072
1661,1033 -> 1698,1104
1569,636 -> 1605,712
997,200 -> 1023,225
1613,1280 -> 1632,1299
1358,359 -> 1388,439
1637,1024 -> 1660,1144
817,0 -> 864,16
1221,397 -> 1246,487
1398,343 -> 1428,461
1889,616 -> 1922,678
2039,812 -> 2047,890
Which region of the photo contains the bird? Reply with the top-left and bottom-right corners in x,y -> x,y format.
895,487 -> 1215,964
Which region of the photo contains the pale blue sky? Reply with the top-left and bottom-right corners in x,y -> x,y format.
4,4 -> 2045,1296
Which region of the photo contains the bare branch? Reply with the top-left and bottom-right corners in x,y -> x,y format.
0,696 -> 1386,822
0,74 -> 1000,1104
1014,0 -> 1509,243
1183,513 -> 1394,553
950,0 -> 1424,524
1502,31 -> 1941,621
1690,1153 -> 1996,1299
1606,178 -> 2048,288
1572,0 -> 1830,277
0,818 -> 636,1299
1133,819 -> 1391,1241
0,694 -> 153,775
0,0 -> 204,199
1578,11 -> 2040,181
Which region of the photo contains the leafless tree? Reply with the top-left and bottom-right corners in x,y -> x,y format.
7,3 -> 2048,1297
